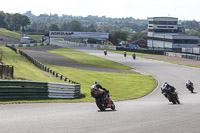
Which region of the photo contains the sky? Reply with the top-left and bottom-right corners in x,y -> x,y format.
1,0 -> 200,21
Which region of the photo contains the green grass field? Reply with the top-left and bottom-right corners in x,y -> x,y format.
0,28 -> 21,39
0,45 -> 156,103
42,64 -> 156,102
28,35 -> 43,42
48,48 -> 132,70
0,28 -> 42,42
1,46 -> 66,83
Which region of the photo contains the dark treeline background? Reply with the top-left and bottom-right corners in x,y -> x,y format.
1,10 -> 200,42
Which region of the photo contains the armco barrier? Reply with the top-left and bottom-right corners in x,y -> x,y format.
165,52 -> 200,61
7,43 -> 49,48
5,44 -> 79,84
0,80 -> 80,99
18,50 -> 79,84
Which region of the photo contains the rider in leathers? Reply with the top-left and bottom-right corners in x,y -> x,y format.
91,81 -> 109,103
161,82 -> 176,98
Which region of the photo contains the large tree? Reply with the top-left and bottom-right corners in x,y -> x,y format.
110,30 -> 128,42
0,11 -> 8,28
21,15 -> 30,31
49,23 -> 60,31
67,20 -> 82,31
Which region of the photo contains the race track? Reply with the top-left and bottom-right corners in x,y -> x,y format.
1,41 -> 200,133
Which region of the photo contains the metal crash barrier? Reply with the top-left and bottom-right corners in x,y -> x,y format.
0,80 -> 80,99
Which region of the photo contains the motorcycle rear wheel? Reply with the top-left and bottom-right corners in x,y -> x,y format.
190,87 -> 194,93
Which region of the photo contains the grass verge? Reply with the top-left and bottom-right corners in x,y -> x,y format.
40,64 -> 156,102
0,46 -> 156,103
0,28 -> 21,39
48,48 -> 132,70
28,35 -> 43,42
1,46 -> 66,83
0,28 -> 42,41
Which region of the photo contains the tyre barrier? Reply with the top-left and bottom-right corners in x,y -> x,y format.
0,80 -> 80,99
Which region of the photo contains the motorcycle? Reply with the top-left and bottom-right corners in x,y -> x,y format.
104,50 -> 107,56
161,84 -> 180,104
186,81 -> 194,93
132,54 -> 136,60
91,90 -> 115,111
124,51 -> 126,57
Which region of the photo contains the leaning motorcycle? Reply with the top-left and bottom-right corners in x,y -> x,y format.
91,90 -> 115,111
161,85 -> 180,104
186,82 -> 194,93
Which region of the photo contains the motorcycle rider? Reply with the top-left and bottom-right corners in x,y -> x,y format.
104,50 -> 107,56
186,80 -> 193,92
124,51 -> 127,57
132,52 -> 136,59
161,82 -> 176,98
91,81 -> 109,103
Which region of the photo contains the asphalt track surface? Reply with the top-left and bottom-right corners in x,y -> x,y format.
1,40 -> 200,133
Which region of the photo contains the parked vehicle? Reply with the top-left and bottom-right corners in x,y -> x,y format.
186,80 -> 194,93
161,82 -> 180,104
91,89 -> 115,111
20,37 -> 36,44
128,44 -> 140,49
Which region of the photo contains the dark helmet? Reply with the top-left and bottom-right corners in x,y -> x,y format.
94,81 -> 99,85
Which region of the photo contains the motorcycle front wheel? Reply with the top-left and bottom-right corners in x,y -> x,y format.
96,98 -> 106,111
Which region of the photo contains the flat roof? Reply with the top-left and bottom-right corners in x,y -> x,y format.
148,17 -> 178,21
148,17 -> 178,19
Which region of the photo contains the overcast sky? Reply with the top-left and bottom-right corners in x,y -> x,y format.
1,0 -> 200,20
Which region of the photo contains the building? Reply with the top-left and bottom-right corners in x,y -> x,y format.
147,17 -> 199,49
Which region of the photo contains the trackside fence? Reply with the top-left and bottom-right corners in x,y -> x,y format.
5,44 -> 80,84
0,80 -> 80,99
165,52 -> 200,61
0,65 -> 14,79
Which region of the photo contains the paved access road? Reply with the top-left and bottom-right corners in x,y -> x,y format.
1,41 -> 200,133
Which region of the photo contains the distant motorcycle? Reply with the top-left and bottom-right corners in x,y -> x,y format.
124,51 -> 126,57
104,50 -> 107,56
132,53 -> 136,60
161,83 -> 180,104
186,80 -> 194,93
91,90 -> 115,111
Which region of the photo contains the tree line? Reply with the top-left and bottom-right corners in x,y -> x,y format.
0,11 -> 30,31
1,10 -> 200,43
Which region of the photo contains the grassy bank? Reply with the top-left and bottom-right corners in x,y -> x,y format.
28,35 -> 43,42
41,64 -> 156,102
0,28 -> 21,39
48,48 -> 132,70
1,46 -> 66,83
0,46 -> 156,103
0,28 -> 42,41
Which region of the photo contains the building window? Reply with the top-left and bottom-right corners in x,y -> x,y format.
148,21 -> 177,25
173,39 -> 198,44
157,26 -> 168,28
148,37 -> 173,42
148,29 -> 178,33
